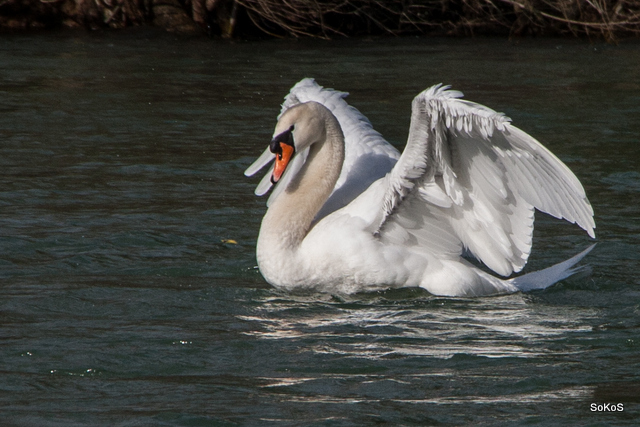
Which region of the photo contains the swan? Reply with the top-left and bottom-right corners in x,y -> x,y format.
245,78 -> 595,297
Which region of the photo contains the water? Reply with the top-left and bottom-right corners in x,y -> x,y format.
1,30 -> 639,425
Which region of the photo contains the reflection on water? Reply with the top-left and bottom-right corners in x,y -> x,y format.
237,291 -> 604,418
255,380 -> 593,406
1,32 -> 639,425
241,292 -> 598,360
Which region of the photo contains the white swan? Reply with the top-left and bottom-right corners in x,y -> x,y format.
245,78 -> 595,297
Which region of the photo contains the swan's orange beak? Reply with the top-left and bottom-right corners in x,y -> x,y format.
272,142 -> 294,183
270,125 -> 295,184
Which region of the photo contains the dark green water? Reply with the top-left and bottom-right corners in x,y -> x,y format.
1,30 -> 639,425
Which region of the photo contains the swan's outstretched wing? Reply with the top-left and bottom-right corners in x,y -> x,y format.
378,85 -> 595,276
245,78 -> 399,218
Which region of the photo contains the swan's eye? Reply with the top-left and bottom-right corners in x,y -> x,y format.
270,126 -> 296,155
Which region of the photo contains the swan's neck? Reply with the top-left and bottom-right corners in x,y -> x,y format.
257,113 -> 344,267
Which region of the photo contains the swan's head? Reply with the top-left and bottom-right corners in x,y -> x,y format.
269,102 -> 328,184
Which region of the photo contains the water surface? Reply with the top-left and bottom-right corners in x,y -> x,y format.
1,31 -> 639,425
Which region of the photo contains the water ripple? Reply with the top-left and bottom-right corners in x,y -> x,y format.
240,292 -> 599,360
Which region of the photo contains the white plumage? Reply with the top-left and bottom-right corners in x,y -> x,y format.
245,78 -> 595,297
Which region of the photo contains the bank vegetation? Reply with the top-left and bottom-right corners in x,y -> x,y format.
1,0 -> 639,41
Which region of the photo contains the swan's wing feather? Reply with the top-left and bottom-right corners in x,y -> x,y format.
245,146 -> 274,180
378,85 -> 595,276
246,78 -> 400,215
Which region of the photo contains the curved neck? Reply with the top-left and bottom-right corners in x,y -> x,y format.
259,109 -> 345,253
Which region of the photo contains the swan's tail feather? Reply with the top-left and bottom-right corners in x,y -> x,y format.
509,244 -> 596,292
